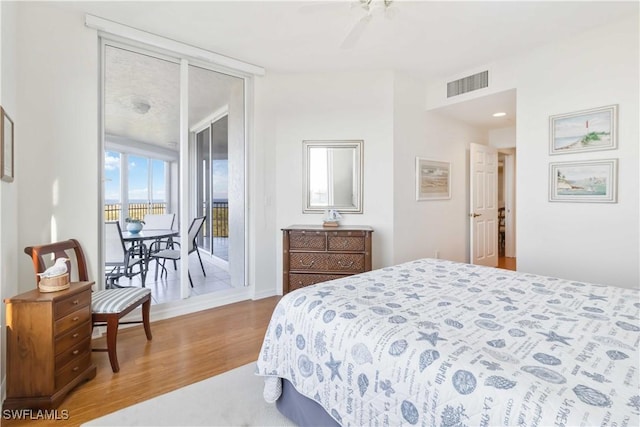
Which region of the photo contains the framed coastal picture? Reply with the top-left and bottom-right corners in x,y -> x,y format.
549,104 -> 617,155
1,107 -> 14,183
416,158 -> 451,200
549,159 -> 617,203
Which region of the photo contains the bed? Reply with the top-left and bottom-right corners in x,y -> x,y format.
256,258 -> 640,426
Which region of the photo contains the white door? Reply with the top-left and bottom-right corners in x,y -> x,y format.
470,143 -> 498,266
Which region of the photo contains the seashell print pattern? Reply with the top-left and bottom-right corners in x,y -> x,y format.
401,400 -> 419,425
445,319 -> 464,329
573,385 -> 612,408
616,320 -> 640,332
452,370 -> 477,395
521,366 -> 567,384
533,352 -> 561,366
256,258 -> 640,427
485,375 -> 517,389
419,349 -> 440,372
357,373 -> 369,397
606,350 -> 629,360
389,339 -> 409,356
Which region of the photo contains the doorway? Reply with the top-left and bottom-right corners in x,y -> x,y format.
101,42 -> 247,304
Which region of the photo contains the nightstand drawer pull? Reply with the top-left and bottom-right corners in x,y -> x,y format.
72,366 -> 79,372
73,299 -> 79,305
338,260 -> 354,268
72,350 -> 79,355
72,333 -> 79,338
72,316 -> 79,322
299,260 -> 315,268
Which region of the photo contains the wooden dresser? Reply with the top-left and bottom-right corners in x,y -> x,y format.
282,225 -> 373,293
3,282 -> 97,410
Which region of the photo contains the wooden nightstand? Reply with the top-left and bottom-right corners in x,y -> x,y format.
3,282 -> 97,410
282,225 -> 373,293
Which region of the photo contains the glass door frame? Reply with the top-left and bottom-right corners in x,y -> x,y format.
99,37 -> 252,300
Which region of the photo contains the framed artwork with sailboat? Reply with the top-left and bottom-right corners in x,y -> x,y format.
549,104 -> 617,155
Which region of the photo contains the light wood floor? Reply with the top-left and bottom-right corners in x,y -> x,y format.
498,256 -> 517,271
3,296 -> 281,427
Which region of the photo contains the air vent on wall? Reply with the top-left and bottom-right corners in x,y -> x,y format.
447,70 -> 489,98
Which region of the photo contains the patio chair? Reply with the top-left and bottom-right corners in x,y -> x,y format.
105,221 -> 147,288
149,216 -> 207,287
24,239 -> 152,373
143,213 -> 175,230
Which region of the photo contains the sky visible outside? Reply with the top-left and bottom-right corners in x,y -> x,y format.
105,151 -> 228,202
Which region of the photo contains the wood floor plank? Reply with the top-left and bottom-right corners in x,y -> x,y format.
2,296 -> 281,427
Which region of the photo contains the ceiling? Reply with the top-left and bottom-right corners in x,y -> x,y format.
54,1 -> 635,146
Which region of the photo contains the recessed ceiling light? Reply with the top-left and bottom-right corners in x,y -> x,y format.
492,112 -> 507,117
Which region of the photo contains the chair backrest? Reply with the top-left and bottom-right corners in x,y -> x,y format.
24,239 -> 89,285
105,221 -> 126,264
187,216 -> 206,253
143,213 -> 175,230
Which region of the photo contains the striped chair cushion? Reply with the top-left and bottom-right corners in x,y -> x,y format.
92,288 -> 151,314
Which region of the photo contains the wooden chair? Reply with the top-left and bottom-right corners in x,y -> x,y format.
24,239 -> 152,373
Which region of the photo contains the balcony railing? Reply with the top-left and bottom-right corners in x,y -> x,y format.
105,201 -> 229,237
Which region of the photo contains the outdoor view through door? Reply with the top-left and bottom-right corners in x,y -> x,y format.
103,43 -> 246,305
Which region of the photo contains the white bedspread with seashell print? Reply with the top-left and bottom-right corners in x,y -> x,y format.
256,258 -> 640,427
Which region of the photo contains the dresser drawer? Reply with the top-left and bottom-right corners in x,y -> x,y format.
325,253 -> 365,273
55,353 -> 92,390
290,253 -> 327,271
54,290 -> 91,319
54,305 -> 91,337
55,338 -> 91,370
55,322 -> 91,355
288,231 -> 326,251
328,234 -> 366,251
289,273 -> 346,291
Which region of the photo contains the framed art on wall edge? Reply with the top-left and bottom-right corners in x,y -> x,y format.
549,159 -> 617,203
416,158 -> 451,201
549,104 -> 617,155
1,106 -> 14,183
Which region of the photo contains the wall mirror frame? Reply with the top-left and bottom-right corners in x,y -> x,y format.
303,140 -> 363,214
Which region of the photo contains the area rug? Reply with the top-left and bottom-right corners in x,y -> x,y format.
83,362 -> 295,426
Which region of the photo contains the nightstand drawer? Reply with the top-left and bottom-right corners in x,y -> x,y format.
290,253 -> 327,271
326,254 -> 365,273
328,234 -> 365,251
288,232 -> 326,251
289,273 -> 346,291
54,290 -> 91,319
54,305 -> 91,336
55,353 -> 92,390
55,322 -> 91,355
55,338 -> 91,370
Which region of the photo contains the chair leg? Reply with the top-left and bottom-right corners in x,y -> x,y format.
188,271 -> 194,288
196,248 -> 206,277
106,315 -> 121,373
142,297 -> 153,341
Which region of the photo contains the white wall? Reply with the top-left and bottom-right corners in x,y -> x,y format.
259,71 -> 395,294
424,16 -> 638,288
393,71 -> 487,264
15,3 -> 100,290
515,16 -> 639,289
0,0 -> 18,402
489,127 -> 516,149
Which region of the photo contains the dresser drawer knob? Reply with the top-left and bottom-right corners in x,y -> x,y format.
73,299 -> 79,305
299,260 -> 315,268
72,350 -> 79,355
338,260 -> 354,268
72,366 -> 79,372
72,333 -> 79,338
72,316 -> 79,322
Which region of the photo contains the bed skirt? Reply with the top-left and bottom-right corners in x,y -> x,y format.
276,379 -> 340,427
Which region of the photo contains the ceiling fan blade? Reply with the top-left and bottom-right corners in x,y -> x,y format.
340,13 -> 372,49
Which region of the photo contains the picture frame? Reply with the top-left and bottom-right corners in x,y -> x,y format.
549,104 -> 617,155
416,158 -> 451,201
549,159 -> 617,203
1,106 -> 14,183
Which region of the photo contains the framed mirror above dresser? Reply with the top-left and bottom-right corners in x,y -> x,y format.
303,140 -> 363,213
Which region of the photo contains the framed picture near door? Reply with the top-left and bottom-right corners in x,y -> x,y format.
416,158 -> 451,200
1,106 -> 14,183
549,104 -> 617,155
